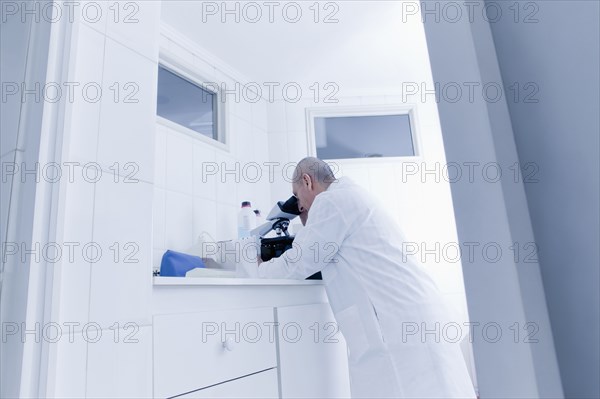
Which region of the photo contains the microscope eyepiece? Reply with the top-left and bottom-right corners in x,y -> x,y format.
278,195 -> 301,215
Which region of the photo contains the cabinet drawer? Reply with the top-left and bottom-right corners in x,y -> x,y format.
153,307 -> 277,398
176,368 -> 279,399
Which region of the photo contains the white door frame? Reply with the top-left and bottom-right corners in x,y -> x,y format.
0,1 -> 74,397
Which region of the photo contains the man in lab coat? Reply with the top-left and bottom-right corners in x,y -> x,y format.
258,157 -> 476,398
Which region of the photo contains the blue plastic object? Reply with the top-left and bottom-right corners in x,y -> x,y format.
160,250 -> 205,277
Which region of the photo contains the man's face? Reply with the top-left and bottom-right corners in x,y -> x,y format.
292,174 -> 316,225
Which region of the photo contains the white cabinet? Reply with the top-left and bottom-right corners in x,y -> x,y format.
153,307 -> 277,398
276,304 -> 351,398
149,284 -> 349,398
176,368 -> 278,399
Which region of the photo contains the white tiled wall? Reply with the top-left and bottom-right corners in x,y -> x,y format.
63,23 -> 104,164
49,2 -> 161,397
88,177 -> 154,328
96,36 -> 158,183
152,34 -> 271,270
55,165 -> 95,328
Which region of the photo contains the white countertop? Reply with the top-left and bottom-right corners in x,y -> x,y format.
153,276 -> 324,286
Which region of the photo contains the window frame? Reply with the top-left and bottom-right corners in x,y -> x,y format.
305,104 -> 423,163
157,52 -> 229,151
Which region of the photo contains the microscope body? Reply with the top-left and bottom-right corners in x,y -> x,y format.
252,196 -> 321,280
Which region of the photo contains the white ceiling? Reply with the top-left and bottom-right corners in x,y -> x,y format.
161,1 -> 431,95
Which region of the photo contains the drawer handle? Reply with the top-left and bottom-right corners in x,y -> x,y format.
222,337 -> 235,351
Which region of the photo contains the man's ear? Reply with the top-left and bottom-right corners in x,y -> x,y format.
303,173 -> 313,190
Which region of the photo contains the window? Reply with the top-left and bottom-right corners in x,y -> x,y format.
312,111 -> 416,160
157,65 -> 221,142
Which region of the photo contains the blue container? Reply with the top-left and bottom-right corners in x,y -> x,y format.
160,250 -> 205,277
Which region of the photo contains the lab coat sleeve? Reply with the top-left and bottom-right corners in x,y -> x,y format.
257,196 -> 350,279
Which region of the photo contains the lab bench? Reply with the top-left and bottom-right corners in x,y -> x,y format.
153,276 -> 323,286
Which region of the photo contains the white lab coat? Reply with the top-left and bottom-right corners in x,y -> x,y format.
258,177 -> 476,398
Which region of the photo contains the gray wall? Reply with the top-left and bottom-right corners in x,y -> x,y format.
0,1 -> 52,397
486,1 -> 600,398
422,1 -> 562,396
0,6 -> 34,397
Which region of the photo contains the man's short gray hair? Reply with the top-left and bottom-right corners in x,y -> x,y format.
294,157 -> 336,187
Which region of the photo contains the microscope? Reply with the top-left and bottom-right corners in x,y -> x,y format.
250,196 -> 322,280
